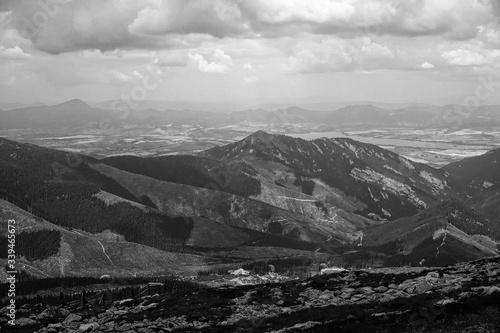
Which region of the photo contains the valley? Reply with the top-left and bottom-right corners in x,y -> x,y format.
1,101 -> 500,331
3,1 -> 500,330
2,100 -> 500,168
1,122 -> 499,280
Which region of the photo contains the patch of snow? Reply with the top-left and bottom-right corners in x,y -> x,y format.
398,156 -> 415,170
320,267 -> 346,275
381,208 -> 391,217
93,190 -> 150,212
384,164 -> 402,175
312,142 -> 325,154
433,228 -> 446,240
345,142 -> 362,158
368,188 -> 379,202
350,167 -> 426,208
483,181 -> 494,188
420,170 -> 447,190
403,156 -> 429,164
229,268 -> 250,276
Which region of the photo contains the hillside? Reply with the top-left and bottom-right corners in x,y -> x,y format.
0,137 -> 335,278
202,131 -> 457,220
0,100 -> 108,130
442,147 -> 500,197
1,132 -> 499,279
0,200 -> 216,279
363,199 -> 500,266
100,154 -> 262,198
443,147 -> 500,222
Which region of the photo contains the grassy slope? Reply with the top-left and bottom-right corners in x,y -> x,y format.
363,200 -> 499,266
89,162 -> 353,245
0,200 -> 217,278
203,132 -> 457,220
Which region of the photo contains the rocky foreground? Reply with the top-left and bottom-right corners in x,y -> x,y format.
4,257 -> 500,333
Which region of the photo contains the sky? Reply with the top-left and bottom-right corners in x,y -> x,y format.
1,0 -> 500,106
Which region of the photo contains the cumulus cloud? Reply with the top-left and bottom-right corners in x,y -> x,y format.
241,0 -> 356,24
111,71 -> 134,85
1,0 -> 500,105
286,39 -> 353,73
0,0 -> 497,55
188,49 -> 233,73
0,45 -> 31,60
285,37 -> 403,73
420,61 -> 435,69
239,0 -> 493,40
128,0 -> 246,37
441,49 -> 489,66
1,0 -> 194,54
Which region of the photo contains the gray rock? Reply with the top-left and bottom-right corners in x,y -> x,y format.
79,322 -> 99,332
59,308 -> 70,316
15,317 -> 37,326
480,285 -> 500,296
358,286 -> 374,295
374,285 -> 388,293
63,313 -> 83,324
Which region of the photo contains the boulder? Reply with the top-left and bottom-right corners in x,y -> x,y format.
79,322 -> 100,332
14,317 -> 37,326
63,313 -> 82,324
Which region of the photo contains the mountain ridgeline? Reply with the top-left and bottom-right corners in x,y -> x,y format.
0,131 -> 499,278
2,99 -> 500,129
202,131 -> 457,220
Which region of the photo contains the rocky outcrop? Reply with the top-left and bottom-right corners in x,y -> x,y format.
2,256 -> 500,332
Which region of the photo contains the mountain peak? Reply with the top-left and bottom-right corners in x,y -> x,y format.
248,130 -> 272,139
55,99 -> 91,109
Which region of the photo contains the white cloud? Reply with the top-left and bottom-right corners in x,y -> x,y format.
420,61 -> 435,69
286,39 -> 353,73
112,71 -> 133,83
441,49 -> 488,66
245,0 -> 356,24
0,46 -> 31,60
477,23 -> 500,46
285,37 -> 402,73
188,49 -> 233,73
128,0 -> 245,37
357,38 -> 395,69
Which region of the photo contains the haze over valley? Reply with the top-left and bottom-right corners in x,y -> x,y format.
1,99 -> 500,168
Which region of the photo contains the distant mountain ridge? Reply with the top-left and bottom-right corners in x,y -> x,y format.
2,99 -> 500,130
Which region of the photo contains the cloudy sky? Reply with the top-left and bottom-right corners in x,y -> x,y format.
1,0 -> 500,105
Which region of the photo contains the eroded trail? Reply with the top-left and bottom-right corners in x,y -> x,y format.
96,239 -> 115,266
70,229 -> 115,266
436,231 -> 447,259
277,196 -> 317,202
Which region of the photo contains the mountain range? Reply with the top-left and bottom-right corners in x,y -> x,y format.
2,99 -> 500,131
1,130 -> 499,279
